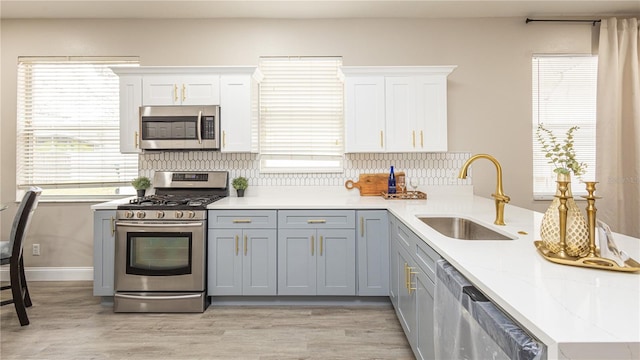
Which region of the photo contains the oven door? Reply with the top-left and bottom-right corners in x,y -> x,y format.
115,220 -> 206,292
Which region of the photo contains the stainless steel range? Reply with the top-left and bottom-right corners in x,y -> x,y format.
114,171 -> 228,313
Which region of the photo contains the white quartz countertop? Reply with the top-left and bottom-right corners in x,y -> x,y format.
93,185 -> 640,359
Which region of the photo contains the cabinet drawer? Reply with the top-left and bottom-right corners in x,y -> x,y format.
278,210 -> 355,229
414,238 -> 440,283
208,210 -> 277,229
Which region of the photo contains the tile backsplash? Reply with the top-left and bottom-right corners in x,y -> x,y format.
139,152 -> 472,187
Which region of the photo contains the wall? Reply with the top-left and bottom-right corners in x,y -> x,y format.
0,17 -> 595,269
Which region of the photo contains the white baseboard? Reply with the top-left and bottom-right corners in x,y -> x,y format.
0,267 -> 93,282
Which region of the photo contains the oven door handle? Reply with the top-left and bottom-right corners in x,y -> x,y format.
115,293 -> 202,301
115,221 -> 204,228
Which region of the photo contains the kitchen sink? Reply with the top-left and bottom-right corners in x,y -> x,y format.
417,216 -> 516,240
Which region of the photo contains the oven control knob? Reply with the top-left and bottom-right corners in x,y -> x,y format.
124,211 -> 134,219
187,211 -> 196,219
175,211 -> 184,219
136,211 -> 146,219
156,211 -> 165,219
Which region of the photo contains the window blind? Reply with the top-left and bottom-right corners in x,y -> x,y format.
532,55 -> 597,198
16,57 -> 139,198
259,57 -> 344,172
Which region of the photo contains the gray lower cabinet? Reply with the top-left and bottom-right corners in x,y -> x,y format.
278,210 -> 356,296
356,210 -> 389,296
93,210 -> 116,296
208,210 -> 277,296
390,214 -> 439,360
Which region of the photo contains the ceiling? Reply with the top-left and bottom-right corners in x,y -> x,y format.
0,0 -> 638,20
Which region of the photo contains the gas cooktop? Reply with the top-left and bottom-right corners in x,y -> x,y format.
118,194 -> 225,211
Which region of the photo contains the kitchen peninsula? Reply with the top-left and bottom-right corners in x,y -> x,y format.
92,185 -> 640,359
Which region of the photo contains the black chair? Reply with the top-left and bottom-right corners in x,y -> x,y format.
1,187 -> 42,326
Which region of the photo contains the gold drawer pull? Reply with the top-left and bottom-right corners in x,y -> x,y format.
134,131 -> 139,148
235,235 -> 239,256
311,235 -> 315,256
307,219 -> 326,224
233,219 -> 252,223
110,216 -> 116,236
174,84 -> 178,102
360,217 -> 364,237
182,84 -> 186,102
412,130 -> 416,147
380,130 -> 384,148
244,235 -> 248,256
408,267 -> 418,294
320,236 -> 323,256
420,130 -> 424,147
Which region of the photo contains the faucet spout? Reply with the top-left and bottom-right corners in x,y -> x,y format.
459,154 -> 510,225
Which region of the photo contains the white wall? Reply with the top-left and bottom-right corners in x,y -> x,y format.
0,17 -> 595,267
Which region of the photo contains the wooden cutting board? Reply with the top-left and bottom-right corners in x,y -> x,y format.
345,172 -> 405,196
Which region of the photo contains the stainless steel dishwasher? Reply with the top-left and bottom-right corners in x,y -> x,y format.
434,260 -> 547,360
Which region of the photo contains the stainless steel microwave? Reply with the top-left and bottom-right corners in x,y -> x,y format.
139,105 -> 220,150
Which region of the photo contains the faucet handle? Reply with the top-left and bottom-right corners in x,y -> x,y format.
492,193 -> 511,203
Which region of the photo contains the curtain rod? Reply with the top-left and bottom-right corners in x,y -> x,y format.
526,18 -> 601,26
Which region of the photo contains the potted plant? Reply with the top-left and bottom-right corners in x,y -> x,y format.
536,124 -> 589,256
232,176 -> 248,197
131,176 -> 151,198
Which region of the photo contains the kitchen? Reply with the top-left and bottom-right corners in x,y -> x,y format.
1,1 -> 639,359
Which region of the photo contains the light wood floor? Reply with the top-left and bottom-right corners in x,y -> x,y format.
1,282 -> 414,360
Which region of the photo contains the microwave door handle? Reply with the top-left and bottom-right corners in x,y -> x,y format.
197,110 -> 202,144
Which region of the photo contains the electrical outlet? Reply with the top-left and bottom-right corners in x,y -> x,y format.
32,244 -> 40,256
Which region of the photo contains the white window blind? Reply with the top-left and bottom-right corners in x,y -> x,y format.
259,56 -> 344,172
532,55 -> 597,199
16,57 -> 139,199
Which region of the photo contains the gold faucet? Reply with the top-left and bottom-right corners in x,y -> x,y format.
459,154 -> 510,226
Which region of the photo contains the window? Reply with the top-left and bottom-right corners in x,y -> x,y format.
532,55 -> 597,199
259,56 -> 344,172
16,56 -> 139,200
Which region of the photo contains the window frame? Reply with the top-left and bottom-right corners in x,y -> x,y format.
531,54 -> 597,200
15,56 -> 140,201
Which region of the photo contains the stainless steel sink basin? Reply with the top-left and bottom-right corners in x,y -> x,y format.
417,216 -> 516,240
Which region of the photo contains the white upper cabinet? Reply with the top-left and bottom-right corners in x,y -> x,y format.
220,74 -> 253,153
117,75 -> 142,154
143,74 -> 220,105
342,66 -> 456,153
344,76 -> 386,152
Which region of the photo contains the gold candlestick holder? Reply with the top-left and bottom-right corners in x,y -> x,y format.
534,181 -> 640,272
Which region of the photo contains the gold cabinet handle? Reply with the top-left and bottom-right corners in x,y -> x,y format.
408,267 -> 418,294
232,219 -> 252,223
420,130 -> 424,148
307,219 -> 326,224
380,130 -> 384,148
311,235 -> 315,256
244,235 -> 248,256
320,236 -> 323,256
110,216 -> 116,236
182,84 -> 186,102
360,217 -> 364,237
412,130 -> 416,148
174,84 -> 178,102
235,235 -> 239,256
134,131 -> 139,148
404,263 -> 409,290
223,131 -> 226,148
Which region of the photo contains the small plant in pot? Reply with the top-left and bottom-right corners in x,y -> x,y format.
131,176 -> 151,198
232,176 -> 248,197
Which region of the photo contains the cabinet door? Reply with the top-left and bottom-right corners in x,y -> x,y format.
344,76 -> 386,152
208,229 -> 243,295
357,210 -> 389,296
415,272 -> 436,360
415,75 -> 447,152
143,75 -> 181,105
242,229 -> 277,295
277,229 -> 316,295
389,217 -> 399,308
181,75 -> 220,105
93,211 -> 116,296
118,75 -> 142,153
396,246 -> 417,347
220,74 -> 252,152
317,229 -> 356,296
385,76 -> 417,152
